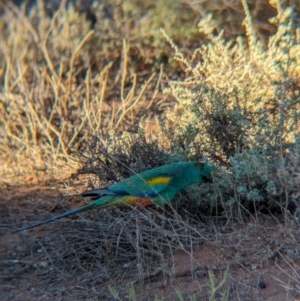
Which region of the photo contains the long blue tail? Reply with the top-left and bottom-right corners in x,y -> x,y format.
15,200 -> 100,232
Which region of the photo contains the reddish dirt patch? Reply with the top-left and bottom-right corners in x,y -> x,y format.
1,184 -> 300,301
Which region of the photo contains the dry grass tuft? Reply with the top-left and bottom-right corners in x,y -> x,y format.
0,1 -> 165,184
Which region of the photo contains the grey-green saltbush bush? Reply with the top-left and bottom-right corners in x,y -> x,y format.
162,2 -> 300,214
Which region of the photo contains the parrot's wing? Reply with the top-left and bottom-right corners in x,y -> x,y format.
82,187 -> 127,199
109,174 -> 173,198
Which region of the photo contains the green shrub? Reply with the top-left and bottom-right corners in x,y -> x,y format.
162,1 -> 300,215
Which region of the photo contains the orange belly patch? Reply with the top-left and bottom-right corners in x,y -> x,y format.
125,196 -> 154,209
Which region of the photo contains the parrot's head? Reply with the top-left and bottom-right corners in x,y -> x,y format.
193,162 -> 214,183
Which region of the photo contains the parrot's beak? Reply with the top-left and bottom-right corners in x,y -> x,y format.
203,173 -> 214,183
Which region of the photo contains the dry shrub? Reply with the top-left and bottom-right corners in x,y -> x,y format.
162,1 -> 300,219
164,2 -> 300,163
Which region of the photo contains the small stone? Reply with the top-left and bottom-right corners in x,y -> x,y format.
258,280 -> 266,289
38,261 -> 48,269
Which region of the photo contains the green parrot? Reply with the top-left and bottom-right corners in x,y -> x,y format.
16,162 -> 214,232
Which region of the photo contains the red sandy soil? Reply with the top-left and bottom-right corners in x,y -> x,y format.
1,183 -> 300,301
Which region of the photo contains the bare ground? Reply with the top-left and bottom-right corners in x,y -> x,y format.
1,180 -> 300,301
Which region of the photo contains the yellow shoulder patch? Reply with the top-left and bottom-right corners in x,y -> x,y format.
147,177 -> 171,185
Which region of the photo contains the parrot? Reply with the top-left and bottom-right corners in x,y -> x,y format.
16,162 -> 214,232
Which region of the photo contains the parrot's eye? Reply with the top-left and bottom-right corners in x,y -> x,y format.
203,175 -> 213,183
